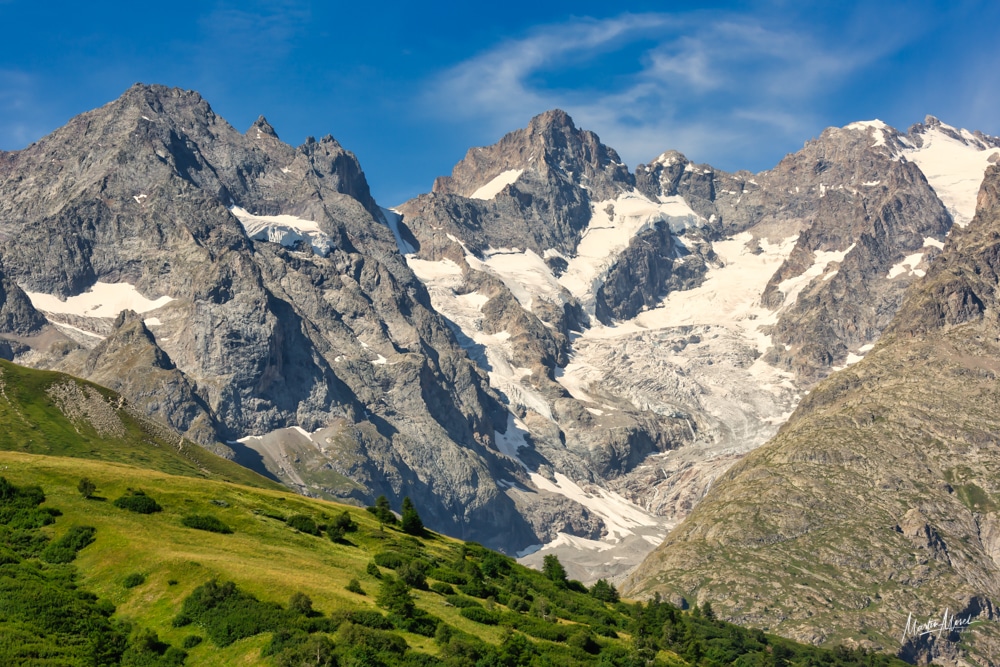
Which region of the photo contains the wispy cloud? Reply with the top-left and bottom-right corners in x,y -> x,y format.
421,10 -> 917,171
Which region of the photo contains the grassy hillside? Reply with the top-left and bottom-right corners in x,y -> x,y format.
0,450 -> 917,666
0,358 -> 281,489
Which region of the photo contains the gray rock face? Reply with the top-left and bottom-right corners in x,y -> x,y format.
0,83 -> 533,550
624,165 -> 1000,664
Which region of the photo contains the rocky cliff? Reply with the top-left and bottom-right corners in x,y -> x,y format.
0,84 -> 533,548
623,165 -> 1000,665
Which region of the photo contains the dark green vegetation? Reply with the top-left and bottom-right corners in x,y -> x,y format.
114,489 -> 163,514
0,359 -> 282,490
0,359 -> 921,665
0,477 -> 186,665
180,514 -> 233,534
159,540 -> 912,667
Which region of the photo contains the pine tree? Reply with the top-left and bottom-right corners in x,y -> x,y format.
542,554 -> 567,586
400,496 -> 424,536
366,494 -> 397,527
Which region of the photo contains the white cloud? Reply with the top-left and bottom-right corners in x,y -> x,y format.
421,11 -> 913,171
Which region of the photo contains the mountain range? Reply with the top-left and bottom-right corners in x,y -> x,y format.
2,83 -> 1000,663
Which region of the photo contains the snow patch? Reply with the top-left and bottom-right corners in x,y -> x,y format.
380,207 -> 416,255
529,471 -> 660,540
469,169 -> 523,200
905,124 -> 1000,226
557,192 -> 703,315
887,251 -> 927,279
229,206 -> 333,256
24,282 -> 175,319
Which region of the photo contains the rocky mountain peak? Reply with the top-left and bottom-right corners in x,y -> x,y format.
526,108 -> 576,133
430,108 -> 631,203
248,115 -> 279,139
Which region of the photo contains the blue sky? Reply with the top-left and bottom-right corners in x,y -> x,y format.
2,0 -> 998,205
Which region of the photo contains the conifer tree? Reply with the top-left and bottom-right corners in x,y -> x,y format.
400,496 -> 424,536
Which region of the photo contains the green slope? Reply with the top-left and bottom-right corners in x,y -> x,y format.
0,451 -> 914,667
0,358 -> 281,489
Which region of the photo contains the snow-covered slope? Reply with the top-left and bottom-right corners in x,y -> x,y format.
394,110 -> 1000,581
903,117 -> 1000,227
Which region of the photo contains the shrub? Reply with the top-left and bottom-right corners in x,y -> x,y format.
459,607 -> 500,625
40,525 -> 96,563
507,595 -> 530,613
123,573 -> 146,589
346,579 -> 365,595
376,575 -> 416,618
336,622 -> 407,657
331,510 -> 358,533
430,581 -> 455,596
373,551 -> 407,569
366,561 -> 383,578
274,635 -> 335,667
174,580 -> 282,646
427,567 -> 467,585
458,579 -> 498,599
480,550 -> 511,578
112,490 -> 162,514
181,635 -> 203,649
78,478 -> 96,499
286,514 -> 320,535
289,592 -> 313,616
181,514 -> 233,534
590,578 -> 620,603
348,610 -> 394,630
398,559 -> 429,589
445,595 -> 482,609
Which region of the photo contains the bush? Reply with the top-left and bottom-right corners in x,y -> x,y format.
181,635 -> 203,649
459,607 -> 500,625
430,581 -> 455,596
398,560 -> 429,589
289,592 -> 313,616
40,525 -> 96,564
480,551 -> 511,578
286,514 -> 320,535
428,567 -> 467,585
348,610 -> 394,630
458,579 -> 498,599
346,578 -> 365,595
174,580 -> 282,647
78,478 -> 96,499
181,514 -> 233,534
123,573 -> 147,589
590,578 -> 620,603
445,595 -> 482,609
366,561 -> 383,578
373,551 -> 407,569
331,510 -> 358,533
113,490 -> 162,514
336,622 -> 407,657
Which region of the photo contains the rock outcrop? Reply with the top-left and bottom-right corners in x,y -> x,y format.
624,165 -> 1000,665
0,84 -> 532,549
